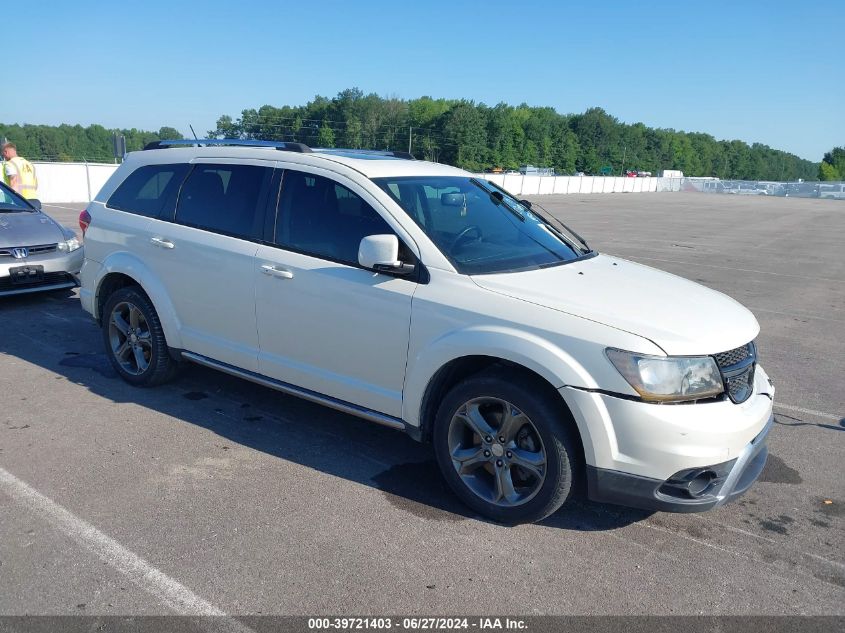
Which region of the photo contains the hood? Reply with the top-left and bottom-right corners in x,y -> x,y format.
471,254 -> 759,356
0,211 -> 68,248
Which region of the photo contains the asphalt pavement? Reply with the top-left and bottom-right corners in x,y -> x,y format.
0,194 -> 842,618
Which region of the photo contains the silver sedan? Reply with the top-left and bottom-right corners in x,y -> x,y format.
0,181 -> 83,297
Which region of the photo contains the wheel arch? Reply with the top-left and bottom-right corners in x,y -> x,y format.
93,252 -> 183,350
405,329 -> 595,472
404,326 -> 597,430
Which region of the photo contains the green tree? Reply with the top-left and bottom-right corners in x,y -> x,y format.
819,147 -> 845,180
441,102 -> 488,171
158,126 -> 183,140
316,122 -> 335,148
819,161 -> 840,181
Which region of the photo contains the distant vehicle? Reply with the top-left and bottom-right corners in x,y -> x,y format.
819,183 -> 845,200
637,171 -> 652,178
0,181 -> 83,297
784,183 -> 819,198
660,170 -> 684,178
624,170 -> 638,178
724,183 -> 769,196
519,165 -> 555,176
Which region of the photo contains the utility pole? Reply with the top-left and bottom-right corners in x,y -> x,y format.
620,144 -> 627,177
408,126 -> 413,154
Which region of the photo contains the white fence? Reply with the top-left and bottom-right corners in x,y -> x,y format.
473,173 -> 684,196
31,161 -> 119,204
22,161 -> 687,204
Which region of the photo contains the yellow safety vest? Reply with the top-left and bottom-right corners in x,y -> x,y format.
4,156 -> 39,199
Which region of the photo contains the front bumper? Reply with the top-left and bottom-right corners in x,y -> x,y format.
586,413 -> 772,512
559,363 -> 775,512
0,247 -> 83,296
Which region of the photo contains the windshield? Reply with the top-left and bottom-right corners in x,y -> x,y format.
0,181 -> 34,213
373,176 -> 591,274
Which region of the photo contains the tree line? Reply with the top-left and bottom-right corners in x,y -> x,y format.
818,147 -> 845,180
0,123 -> 183,163
209,88 -> 820,181
2,89 -> 825,181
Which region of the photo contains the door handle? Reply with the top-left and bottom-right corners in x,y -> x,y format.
261,264 -> 294,279
150,237 -> 175,249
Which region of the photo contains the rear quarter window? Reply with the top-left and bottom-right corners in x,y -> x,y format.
107,163 -> 189,218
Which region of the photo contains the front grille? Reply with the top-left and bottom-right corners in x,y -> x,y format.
726,369 -> 755,402
713,341 -> 756,404
0,271 -> 74,291
714,343 -> 753,369
0,243 -> 58,257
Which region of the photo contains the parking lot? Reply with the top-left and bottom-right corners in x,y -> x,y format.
1,193 -> 843,616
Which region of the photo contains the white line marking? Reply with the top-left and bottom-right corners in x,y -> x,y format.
774,403 -> 841,422
43,204 -> 85,211
0,466 -> 253,630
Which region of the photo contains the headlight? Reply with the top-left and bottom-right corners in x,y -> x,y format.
57,237 -> 81,252
606,348 -> 723,402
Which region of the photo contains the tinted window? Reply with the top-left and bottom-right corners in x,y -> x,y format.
0,182 -> 32,212
275,170 -> 394,265
374,176 -> 586,274
108,163 -> 188,217
175,164 -> 273,240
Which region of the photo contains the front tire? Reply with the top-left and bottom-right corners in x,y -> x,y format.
102,286 -> 177,387
433,369 -> 580,524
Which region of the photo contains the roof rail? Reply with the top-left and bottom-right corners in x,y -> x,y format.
143,139 -> 313,153
314,148 -> 415,160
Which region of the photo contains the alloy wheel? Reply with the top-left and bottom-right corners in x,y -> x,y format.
447,396 -> 547,507
108,301 -> 153,376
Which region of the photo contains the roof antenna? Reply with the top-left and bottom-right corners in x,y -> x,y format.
189,125 -> 199,145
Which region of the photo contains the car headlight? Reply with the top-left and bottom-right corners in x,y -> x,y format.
57,237 -> 81,252
606,348 -> 723,402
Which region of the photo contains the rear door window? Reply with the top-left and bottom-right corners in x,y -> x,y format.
107,163 -> 189,218
175,163 -> 273,241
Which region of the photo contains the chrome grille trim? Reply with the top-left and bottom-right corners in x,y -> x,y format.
0,243 -> 59,257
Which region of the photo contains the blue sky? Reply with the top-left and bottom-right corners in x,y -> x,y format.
14,0 -> 844,160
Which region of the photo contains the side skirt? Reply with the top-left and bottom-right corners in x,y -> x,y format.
181,351 -> 409,433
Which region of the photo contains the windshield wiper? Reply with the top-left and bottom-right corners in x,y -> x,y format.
471,178 -> 526,222
477,179 -> 590,251
525,199 -> 592,252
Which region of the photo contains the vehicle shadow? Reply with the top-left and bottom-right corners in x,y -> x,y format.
1,291 -> 649,531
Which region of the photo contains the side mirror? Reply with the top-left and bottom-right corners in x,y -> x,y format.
358,234 -> 415,275
29,198 -> 42,211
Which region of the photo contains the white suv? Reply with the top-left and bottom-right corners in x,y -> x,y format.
80,140 -> 774,523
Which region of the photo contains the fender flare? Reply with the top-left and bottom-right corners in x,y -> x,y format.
403,325 -> 598,428
93,251 -> 183,350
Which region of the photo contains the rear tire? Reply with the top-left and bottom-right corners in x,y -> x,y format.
102,286 -> 177,387
433,369 -> 580,524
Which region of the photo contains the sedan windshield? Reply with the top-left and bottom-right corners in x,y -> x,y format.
373,176 -> 590,274
0,182 -> 34,213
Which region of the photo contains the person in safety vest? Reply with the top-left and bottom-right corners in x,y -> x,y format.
2,142 -> 39,199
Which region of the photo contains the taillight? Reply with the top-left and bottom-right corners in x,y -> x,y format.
79,209 -> 91,235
